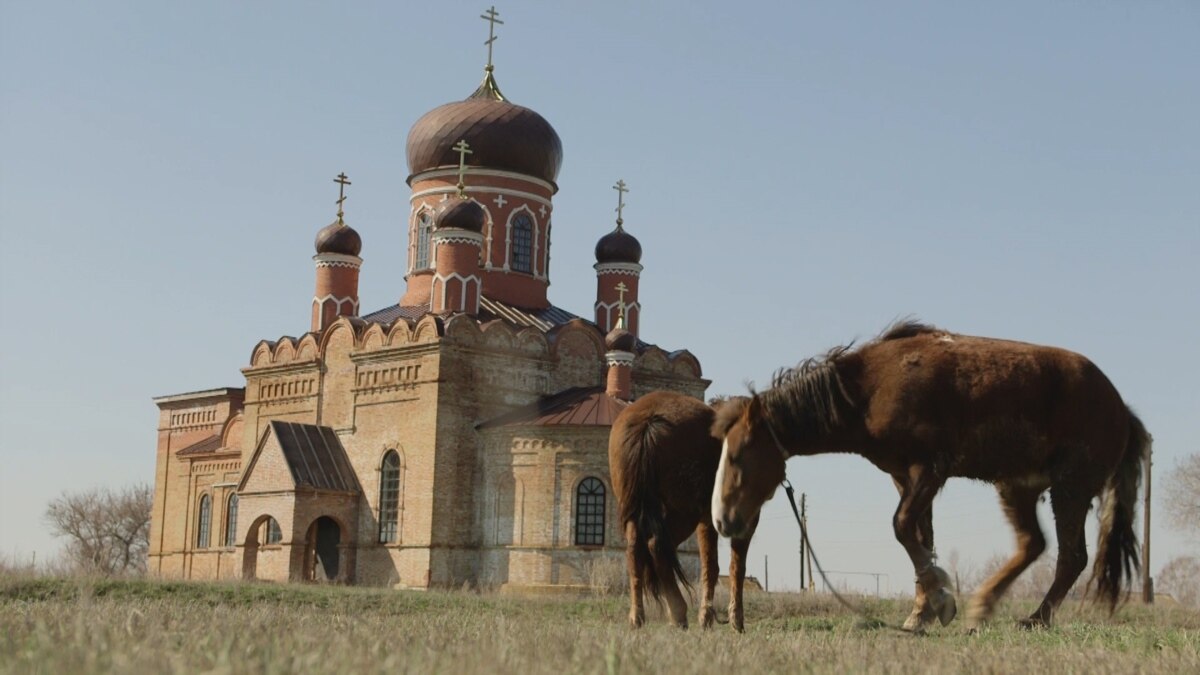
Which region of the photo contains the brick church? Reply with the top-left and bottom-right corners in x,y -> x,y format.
148,13 -> 708,590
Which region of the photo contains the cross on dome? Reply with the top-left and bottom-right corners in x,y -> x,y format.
615,281 -> 629,328
613,179 -> 629,228
481,6 -> 504,71
452,140 -> 473,197
333,172 -> 352,224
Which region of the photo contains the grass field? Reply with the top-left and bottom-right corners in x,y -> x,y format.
2,576 -> 1197,674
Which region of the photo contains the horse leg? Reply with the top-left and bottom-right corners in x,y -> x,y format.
965,484 -> 1046,632
624,521 -> 645,628
648,532 -> 689,629
894,476 -> 938,631
728,532 -> 752,633
696,520 -> 718,629
1022,487 -> 1090,629
893,465 -> 954,632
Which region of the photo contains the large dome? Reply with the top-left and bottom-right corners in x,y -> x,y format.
406,71 -> 563,186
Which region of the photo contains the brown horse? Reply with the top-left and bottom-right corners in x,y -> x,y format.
610,390 -> 758,631
711,321 -> 1149,632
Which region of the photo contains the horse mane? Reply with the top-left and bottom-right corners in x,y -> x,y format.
754,320 -> 944,440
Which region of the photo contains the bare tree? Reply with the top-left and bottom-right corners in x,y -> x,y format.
1156,556 -> 1200,608
44,484 -> 152,576
1162,453 -> 1200,535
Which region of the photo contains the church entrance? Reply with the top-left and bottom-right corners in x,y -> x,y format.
242,515 -> 284,581
304,516 -> 341,582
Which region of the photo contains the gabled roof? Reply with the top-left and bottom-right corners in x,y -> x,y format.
176,434 -> 223,456
270,421 -> 360,492
477,386 -> 629,430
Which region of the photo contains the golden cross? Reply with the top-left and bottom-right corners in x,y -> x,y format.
613,179 -> 629,227
615,282 -> 628,327
481,6 -> 504,70
333,172 -> 352,224
452,140 -> 473,197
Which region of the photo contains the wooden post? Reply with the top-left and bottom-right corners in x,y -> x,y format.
1142,443 -> 1153,603
765,556 -> 769,592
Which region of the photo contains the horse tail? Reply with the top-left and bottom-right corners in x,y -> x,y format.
1091,407 -> 1149,610
618,413 -> 690,605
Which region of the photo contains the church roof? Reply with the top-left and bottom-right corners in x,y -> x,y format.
477,386 -> 629,430
271,421 -> 360,492
362,296 -> 581,333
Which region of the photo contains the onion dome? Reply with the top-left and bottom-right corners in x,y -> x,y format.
433,197 -> 486,233
315,220 -> 362,256
606,326 -> 637,352
594,224 -> 642,264
406,70 -> 563,186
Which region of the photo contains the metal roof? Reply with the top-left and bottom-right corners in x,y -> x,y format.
271,421 -> 360,493
361,296 -> 582,334
176,435 -> 223,456
477,386 -> 629,429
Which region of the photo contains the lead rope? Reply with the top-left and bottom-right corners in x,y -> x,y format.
765,421 -> 904,632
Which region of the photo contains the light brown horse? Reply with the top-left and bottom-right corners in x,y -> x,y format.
610,390 -> 758,631
711,322 -> 1149,632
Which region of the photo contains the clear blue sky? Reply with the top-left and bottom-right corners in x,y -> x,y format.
2,1 -> 1197,596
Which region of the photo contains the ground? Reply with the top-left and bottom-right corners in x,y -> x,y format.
1,577 -> 1197,674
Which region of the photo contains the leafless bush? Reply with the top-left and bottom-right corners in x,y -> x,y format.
1156,556 -> 1200,608
581,554 -> 628,597
43,483 -> 152,577
1163,453 -> 1200,537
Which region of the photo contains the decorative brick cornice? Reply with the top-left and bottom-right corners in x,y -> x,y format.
605,350 -> 635,367
594,262 -> 644,275
431,230 -> 484,246
313,252 -> 363,269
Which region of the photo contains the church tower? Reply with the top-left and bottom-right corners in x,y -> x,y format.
311,173 -> 362,331
594,180 -> 643,336
429,141 -> 486,315
401,8 -> 562,310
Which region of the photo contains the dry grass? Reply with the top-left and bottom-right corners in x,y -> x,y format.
1,575 -> 1197,674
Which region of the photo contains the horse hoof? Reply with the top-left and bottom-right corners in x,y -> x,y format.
732,620 -> 745,634
935,590 -> 958,627
700,608 -> 716,630
629,614 -> 644,629
1018,617 -> 1048,631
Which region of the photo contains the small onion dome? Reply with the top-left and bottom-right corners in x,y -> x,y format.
594,225 -> 642,264
605,326 -> 636,352
433,197 -> 486,233
406,71 -> 563,186
314,220 -> 362,256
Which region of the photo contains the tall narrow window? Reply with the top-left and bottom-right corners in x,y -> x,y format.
510,213 -> 533,273
196,494 -> 212,549
574,477 -> 606,546
415,212 -> 433,270
224,494 -> 239,547
379,450 -> 401,543
263,517 -> 282,545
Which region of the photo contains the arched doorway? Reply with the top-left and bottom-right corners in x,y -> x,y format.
304,516 -> 341,582
242,515 -> 283,580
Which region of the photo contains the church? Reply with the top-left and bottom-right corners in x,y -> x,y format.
148,10 -> 708,591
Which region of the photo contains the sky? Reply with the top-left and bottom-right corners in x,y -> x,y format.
1,1 -> 1197,597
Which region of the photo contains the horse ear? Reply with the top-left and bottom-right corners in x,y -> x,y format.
745,394 -> 762,422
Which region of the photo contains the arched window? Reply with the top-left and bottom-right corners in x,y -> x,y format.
379,450 -> 401,543
415,211 -> 433,270
510,213 -> 533,273
196,494 -> 211,549
262,517 -> 282,545
224,494 -> 239,547
574,477 -> 606,546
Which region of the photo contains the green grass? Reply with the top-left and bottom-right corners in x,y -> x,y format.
1,576 -> 1197,674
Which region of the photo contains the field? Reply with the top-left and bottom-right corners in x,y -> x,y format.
1,577 -> 1197,674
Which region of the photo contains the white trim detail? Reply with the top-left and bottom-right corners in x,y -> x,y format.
505,204 -> 540,278
313,295 -> 360,314
430,230 -> 485,246
605,351 -> 635,367
594,262 -> 644,275
313,253 -> 362,269
410,167 -> 555,194
410,185 -> 552,209
430,273 -> 481,313
594,301 -> 641,332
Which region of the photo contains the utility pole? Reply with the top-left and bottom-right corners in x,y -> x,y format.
1142,442 -> 1154,603
803,494 -> 815,591
798,493 -> 806,592
765,556 -> 769,592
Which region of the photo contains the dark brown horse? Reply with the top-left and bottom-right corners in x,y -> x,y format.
711,321 -> 1149,632
610,390 -> 758,631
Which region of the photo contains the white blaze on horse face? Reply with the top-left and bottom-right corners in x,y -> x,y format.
712,438 -> 731,532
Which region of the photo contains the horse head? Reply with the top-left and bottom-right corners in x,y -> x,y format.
710,395 -> 786,539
